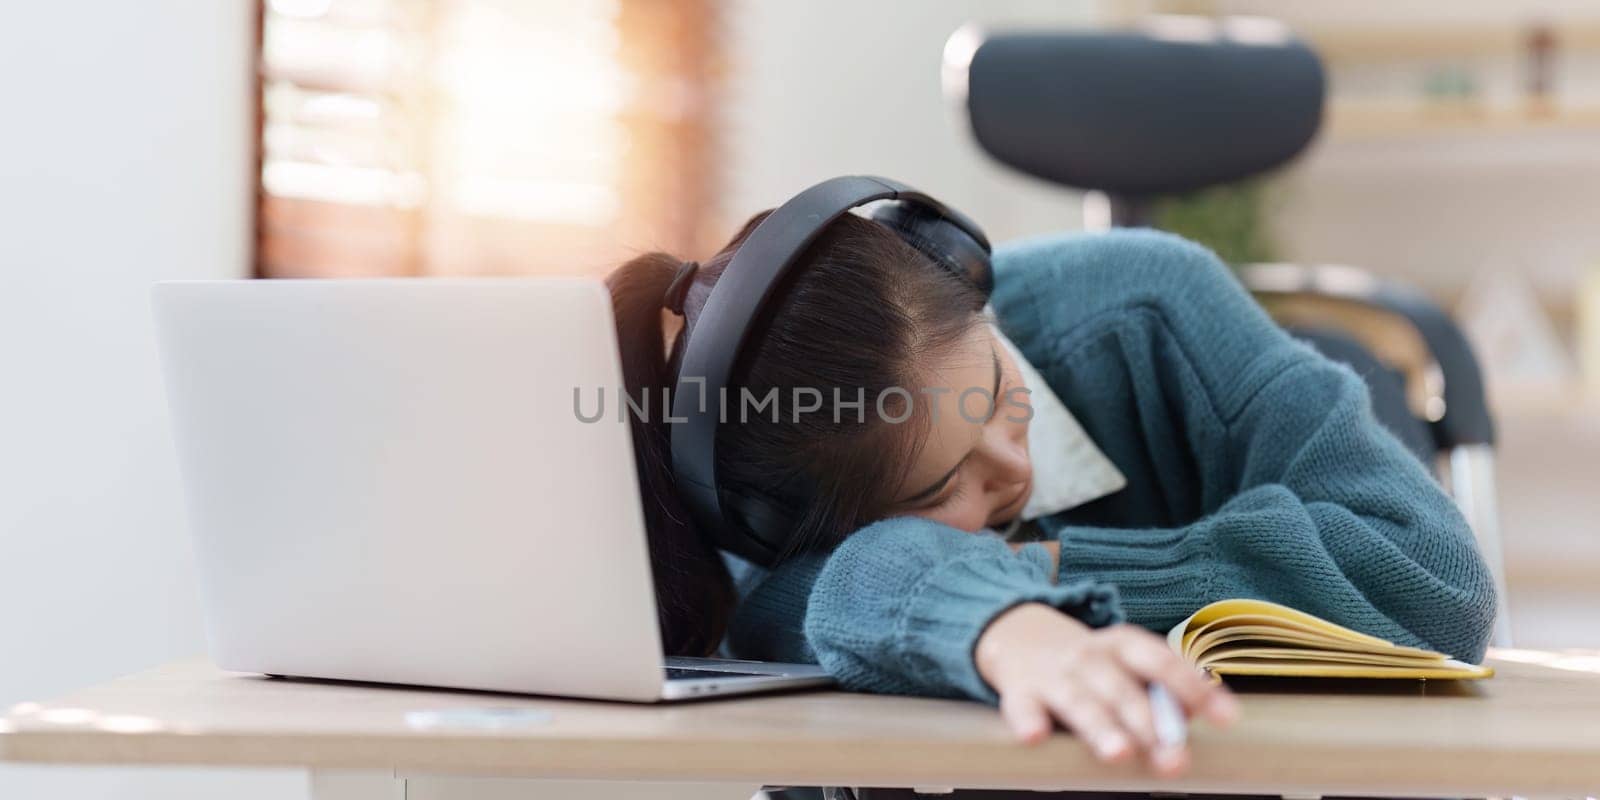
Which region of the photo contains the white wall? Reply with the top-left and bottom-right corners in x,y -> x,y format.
0,2 -> 306,797
1272,131 -> 1600,299
718,0 -> 1099,242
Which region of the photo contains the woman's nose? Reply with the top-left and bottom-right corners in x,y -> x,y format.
976,425 -> 1032,489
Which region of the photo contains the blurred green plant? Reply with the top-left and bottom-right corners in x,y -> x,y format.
1150,179 -> 1277,266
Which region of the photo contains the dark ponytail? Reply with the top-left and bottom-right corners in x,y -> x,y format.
606,252 -> 735,656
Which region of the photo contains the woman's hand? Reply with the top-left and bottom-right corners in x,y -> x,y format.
974,602 -> 1240,776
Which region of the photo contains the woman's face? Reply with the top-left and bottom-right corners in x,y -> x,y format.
885,323 -> 1034,532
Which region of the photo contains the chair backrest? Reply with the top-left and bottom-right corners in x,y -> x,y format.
1242,264 -> 1496,451
1287,325 -> 1439,465
959,19 -> 1325,223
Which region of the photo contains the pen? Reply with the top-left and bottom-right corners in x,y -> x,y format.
1147,682 -> 1188,748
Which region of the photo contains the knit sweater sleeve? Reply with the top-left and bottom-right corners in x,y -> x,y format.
1055,356 -> 1498,662
991,230 -> 1499,664
727,520 -> 1124,704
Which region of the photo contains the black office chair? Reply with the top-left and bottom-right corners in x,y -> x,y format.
945,16 -> 1511,645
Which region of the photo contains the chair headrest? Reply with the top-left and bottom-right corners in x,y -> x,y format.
955,21 -> 1325,196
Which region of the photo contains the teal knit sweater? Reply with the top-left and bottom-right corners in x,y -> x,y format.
724,230 -> 1498,704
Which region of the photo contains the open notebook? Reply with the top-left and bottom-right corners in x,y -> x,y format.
1168,598 -> 1494,680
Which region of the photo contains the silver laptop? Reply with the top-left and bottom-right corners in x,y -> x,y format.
152,278 -> 832,702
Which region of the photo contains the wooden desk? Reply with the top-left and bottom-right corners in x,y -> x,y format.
3,652 -> 1599,799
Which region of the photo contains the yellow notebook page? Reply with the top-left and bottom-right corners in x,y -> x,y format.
1167,598 -> 1494,680
1188,624 -> 1440,659
1197,659 -> 1492,679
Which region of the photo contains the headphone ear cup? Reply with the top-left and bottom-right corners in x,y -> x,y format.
870,202 -> 994,296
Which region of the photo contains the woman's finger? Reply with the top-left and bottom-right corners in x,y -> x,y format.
1080,660 -> 1159,751
1113,630 -> 1239,726
1040,679 -> 1132,763
998,690 -> 1053,745
1149,740 -> 1191,778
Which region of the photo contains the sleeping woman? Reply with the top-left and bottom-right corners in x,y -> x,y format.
605,189 -> 1497,777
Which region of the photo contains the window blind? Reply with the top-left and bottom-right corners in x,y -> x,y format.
255,0 -> 717,278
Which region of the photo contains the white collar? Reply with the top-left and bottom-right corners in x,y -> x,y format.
992,323 -> 1126,524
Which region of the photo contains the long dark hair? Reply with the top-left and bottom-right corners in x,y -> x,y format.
606,211 -> 986,655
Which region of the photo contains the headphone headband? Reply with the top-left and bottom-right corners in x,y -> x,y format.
668,175 -> 990,564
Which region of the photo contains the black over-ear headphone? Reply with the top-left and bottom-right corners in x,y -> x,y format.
668,175 -> 994,567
